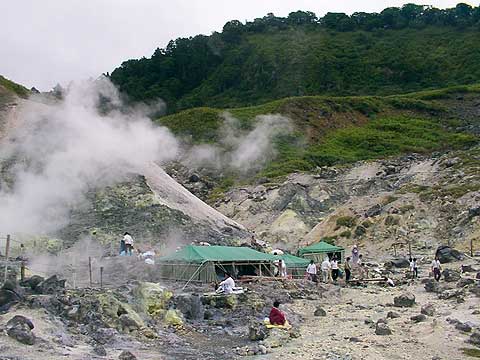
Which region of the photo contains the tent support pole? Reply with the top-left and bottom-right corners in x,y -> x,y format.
182,262 -> 206,291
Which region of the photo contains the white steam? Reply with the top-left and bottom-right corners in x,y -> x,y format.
0,78 -> 178,235
182,113 -> 292,172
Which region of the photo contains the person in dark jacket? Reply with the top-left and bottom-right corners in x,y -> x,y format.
269,300 -> 286,325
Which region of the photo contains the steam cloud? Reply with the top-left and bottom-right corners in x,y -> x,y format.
182,112 -> 292,172
0,78 -> 179,235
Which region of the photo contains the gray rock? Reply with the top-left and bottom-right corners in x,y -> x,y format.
442,269 -> 461,282
7,315 -> 34,330
175,294 -> 204,320
455,322 -> 472,332
468,330 -> 480,346
424,279 -> 440,293
248,322 -> 268,341
384,258 -> 410,269
119,314 -> 141,331
365,204 -> 382,217
314,306 -> 327,316
457,278 -> 475,288
6,315 -> 35,345
411,314 -> 427,323
438,289 -> 464,300
119,351 -> 137,360
421,304 -> 435,316
394,292 -> 415,307
93,345 -> 107,356
35,275 -> 66,295
258,344 -> 268,354
19,275 -> 44,290
435,246 -> 464,263
375,322 -> 392,335
461,265 -> 477,273
387,311 -> 400,319
0,288 -> 21,309
92,327 -> 117,345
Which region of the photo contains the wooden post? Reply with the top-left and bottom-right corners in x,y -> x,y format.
100,267 -> 104,289
20,262 -> 25,282
4,234 -> 11,282
88,257 -> 92,287
471,238 -> 474,257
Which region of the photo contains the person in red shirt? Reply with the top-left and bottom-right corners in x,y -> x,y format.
269,300 -> 286,325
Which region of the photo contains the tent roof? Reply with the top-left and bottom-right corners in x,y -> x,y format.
158,245 -> 278,264
299,241 -> 344,255
275,253 -> 310,267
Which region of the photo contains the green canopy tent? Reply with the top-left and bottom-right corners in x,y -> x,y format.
157,245 -> 279,283
298,241 -> 345,263
274,253 -> 310,278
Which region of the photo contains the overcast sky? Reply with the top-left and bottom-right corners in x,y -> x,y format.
0,0 -> 467,90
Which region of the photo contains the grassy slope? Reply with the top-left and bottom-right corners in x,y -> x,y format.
158,84 -> 479,181
0,75 -> 29,99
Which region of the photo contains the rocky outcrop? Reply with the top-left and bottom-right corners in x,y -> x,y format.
6,315 -> 35,345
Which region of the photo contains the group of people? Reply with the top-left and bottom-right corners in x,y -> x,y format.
305,245 -> 365,284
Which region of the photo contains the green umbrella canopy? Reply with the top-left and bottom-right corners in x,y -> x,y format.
298,241 -> 344,256
158,245 -> 278,264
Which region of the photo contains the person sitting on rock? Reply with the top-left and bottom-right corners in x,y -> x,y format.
431,256 -> 442,281
217,272 -> 235,294
269,300 -> 286,326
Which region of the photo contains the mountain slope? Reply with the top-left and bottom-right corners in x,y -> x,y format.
110,4 -> 480,112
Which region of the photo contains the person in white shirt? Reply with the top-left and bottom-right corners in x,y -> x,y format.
321,257 -> 331,283
330,257 -> 339,282
217,273 -> 235,294
409,257 -> 418,279
123,232 -> 134,256
431,256 -> 442,281
279,259 -> 287,277
306,260 -> 318,282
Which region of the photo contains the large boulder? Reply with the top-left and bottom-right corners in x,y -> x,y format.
174,294 -> 204,320
35,275 -> 66,294
435,246 -> 464,263
442,269 -> 461,282
264,328 -> 290,348
248,321 -> 268,341
394,292 -> 415,308
375,323 -> 392,335
424,279 -> 440,293
384,258 -> 410,269
313,306 -> 327,317
420,304 -> 435,316
119,350 -> 137,360
0,288 -> 21,309
20,275 -> 45,291
131,282 -> 172,317
468,330 -> 480,347
6,315 -> 35,345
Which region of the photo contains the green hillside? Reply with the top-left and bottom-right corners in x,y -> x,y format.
110,4 -> 480,113
158,85 -> 479,181
0,75 -> 29,99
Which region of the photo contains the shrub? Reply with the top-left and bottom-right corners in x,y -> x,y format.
336,216 -> 357,228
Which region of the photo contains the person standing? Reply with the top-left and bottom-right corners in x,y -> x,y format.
123,232 -> 134,256
330,257 -> 339,282
351,245 -> 360,266
279,259 -> 287,278
321,257 -> 331,283
409,257 -> 418,279
344,257 -> 352,282
431,256 -> 442,281
306,260 -> 318,282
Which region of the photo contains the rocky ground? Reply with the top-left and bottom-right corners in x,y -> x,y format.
0,253 -> 479,360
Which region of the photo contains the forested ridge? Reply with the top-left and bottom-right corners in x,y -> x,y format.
110,3 -> 480,113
